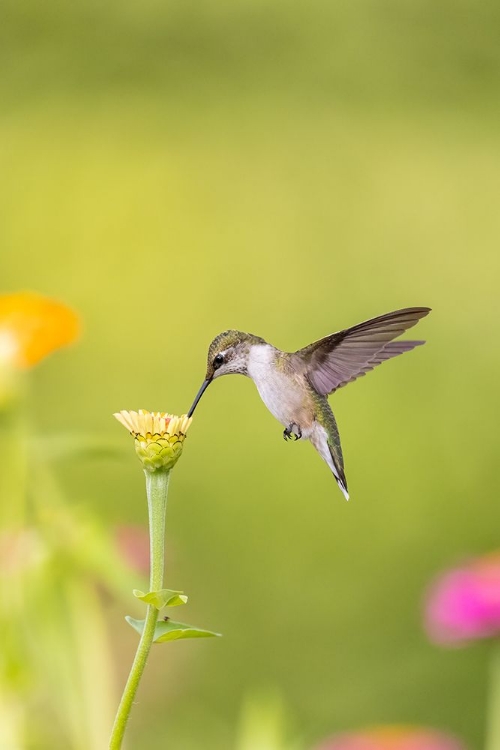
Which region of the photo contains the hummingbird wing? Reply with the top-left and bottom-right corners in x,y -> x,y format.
295,307 -> 430,396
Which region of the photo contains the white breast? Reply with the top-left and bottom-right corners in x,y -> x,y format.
247,345 -> 306,428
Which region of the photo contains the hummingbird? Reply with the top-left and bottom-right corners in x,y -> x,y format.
187,307 -> 430,499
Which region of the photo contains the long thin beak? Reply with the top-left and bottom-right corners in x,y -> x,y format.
188,379 -> 212,418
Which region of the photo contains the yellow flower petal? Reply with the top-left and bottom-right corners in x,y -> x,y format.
113,410 -> 192,472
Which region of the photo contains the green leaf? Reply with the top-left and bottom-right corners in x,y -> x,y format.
126,616 -> 221,642
133,588 -> 188,609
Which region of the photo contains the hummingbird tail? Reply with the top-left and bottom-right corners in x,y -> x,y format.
310,420 -> 350,500
328,443 -> 349,501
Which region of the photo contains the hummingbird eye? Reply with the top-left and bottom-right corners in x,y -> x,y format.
213,353 -> 224,369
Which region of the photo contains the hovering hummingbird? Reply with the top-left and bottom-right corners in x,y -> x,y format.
188,307 -> 430,499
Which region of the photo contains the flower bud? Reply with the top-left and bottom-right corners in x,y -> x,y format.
113,410 -> 192,472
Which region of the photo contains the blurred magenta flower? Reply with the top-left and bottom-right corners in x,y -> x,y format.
425,553 -> 500,645
313,726 -> 466,750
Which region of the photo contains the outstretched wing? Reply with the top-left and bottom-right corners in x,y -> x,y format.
294,307 -> 430,396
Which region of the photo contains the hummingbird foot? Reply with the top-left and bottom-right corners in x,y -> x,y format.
283,423 -> 302,441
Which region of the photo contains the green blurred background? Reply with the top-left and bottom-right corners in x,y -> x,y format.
1,1 -> 499,747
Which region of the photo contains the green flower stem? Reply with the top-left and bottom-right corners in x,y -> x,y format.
486,642 -> 500,750
109,469 -> 170,750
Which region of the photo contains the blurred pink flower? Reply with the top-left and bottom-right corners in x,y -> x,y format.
313,726 -> 466,750
424,553 -> 500,645
115,524 -> 150,576
0,528 -> 46,576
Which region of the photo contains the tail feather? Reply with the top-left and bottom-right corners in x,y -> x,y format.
328,443 -> 349,500
310,415 -> 350,501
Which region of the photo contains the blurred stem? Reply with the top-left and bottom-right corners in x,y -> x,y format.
486,642 -> 500,750
109,469 -> 170,750
28,456 -> 118,749
0,399 -> 28,528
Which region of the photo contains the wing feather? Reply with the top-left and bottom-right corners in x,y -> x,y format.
295,307 -> 430,396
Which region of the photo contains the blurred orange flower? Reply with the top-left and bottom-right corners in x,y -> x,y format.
0,292 -> 80,369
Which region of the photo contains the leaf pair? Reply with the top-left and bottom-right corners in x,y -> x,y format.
129,588 -> 220,642
126,617 -> 221,643
133,588 -> 187,609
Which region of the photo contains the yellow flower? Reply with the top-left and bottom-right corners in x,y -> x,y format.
113,410 -> 192,472
0,292 -> 80,369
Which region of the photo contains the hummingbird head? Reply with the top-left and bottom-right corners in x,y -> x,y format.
188,330 -> 265,417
